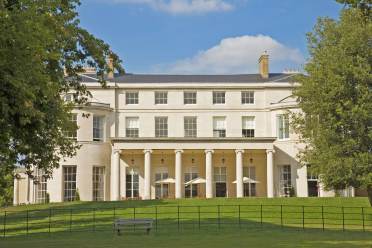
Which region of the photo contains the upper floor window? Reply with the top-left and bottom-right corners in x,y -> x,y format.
213,117 -> 226,137
126,117 -> 139,138
213,91 -> 225,104
63,93 -> 75,102
241,91 -> 254,104
93,116 -> 104,141
155,91 -> 168,105
184,91 -> 197,104
242,116 -> 255,138
65,113 -> 77,140
184,116 -> 197,138
155,117 -> 168,137
126,91 -> 139,105
277,114 -> 289,140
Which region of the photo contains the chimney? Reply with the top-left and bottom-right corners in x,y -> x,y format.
259,51 -> 269,79
107,56 -> 114,79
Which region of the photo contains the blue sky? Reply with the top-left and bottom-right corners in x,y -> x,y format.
80,0 -> 342,74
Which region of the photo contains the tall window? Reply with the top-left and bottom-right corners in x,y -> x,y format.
92,167 -> 105,201
35,169 -> 47,203
242,116 -> 255,137
63,166 -> 77,202
213,91 -> 225,104
126,168 -> 139,198
126,117 -> 139,137
184,91 -> 197,104
213,117 -> 226,137
277,114 -> 290,140
243,167 -> 256,197
125,91 -> 139,105
155,91 -> 168,104
93,116 -> 104,141
279,165 -> 292,197
241,91 -> 254,104
214,167 -> 227,197
155,171 -> 169,199
155,117 -> 168,137
184,117 -> 197,138
66,113 -> 77,140
184,167 -> 198,198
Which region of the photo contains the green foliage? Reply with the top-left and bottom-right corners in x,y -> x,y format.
0,0 -> 124,188
292,8 -> 372,202
0,167 -> 13,206
75,188 -> 80,201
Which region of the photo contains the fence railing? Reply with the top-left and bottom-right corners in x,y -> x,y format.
1,204 -> 371,237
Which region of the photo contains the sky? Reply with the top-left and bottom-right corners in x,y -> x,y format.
79,0 -> 342,74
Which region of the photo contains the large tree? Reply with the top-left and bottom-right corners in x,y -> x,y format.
0,0 -> 123,205
293,6 -> 372,203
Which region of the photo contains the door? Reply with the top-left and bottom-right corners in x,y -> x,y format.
214,167 -> 227,197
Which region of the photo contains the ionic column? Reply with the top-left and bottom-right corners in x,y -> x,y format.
235,149 -> 244,198
110,149 -> 121,201
266,149 -> 274,198
175,149 -> 183,199
205,149 -> 214,198
143,149 -> 152,200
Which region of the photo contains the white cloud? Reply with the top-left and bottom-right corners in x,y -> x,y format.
154,35 -> 304,74
106,0 -> 233,14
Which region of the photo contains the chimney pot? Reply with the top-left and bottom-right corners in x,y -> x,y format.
259,52 -> 269,79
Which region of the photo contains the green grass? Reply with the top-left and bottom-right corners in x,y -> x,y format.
0,197 -> 371,247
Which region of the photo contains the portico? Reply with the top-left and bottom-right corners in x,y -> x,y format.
110,137 -> 276,200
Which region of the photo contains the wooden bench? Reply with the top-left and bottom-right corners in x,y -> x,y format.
114,218 -> 153,235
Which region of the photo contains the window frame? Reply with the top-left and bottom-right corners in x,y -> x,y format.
213,116 -> 226,138
213,91 -> 226,104
125,91 -> 139,105
241,91 -> 255,104
184,116 -> 197,138
92,166 -> 105,201
242,116 -> 255,138
63,165 -> 77,202
125,117 -> 139,138
93,115 -> 104,142
155,91 -> 168,105
155,116 -> 168,137
65,113 -> 77,140
277,114 -> 290,140
184,91 -> 197,105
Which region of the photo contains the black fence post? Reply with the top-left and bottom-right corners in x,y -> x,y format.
342,207 -> 345,231
49,208 -> 52,234
26,210 -> 29,235
177,205 -> 180,231
155,206 -> 158,231
198,206 -> 201,230
238,205 -> 241,229
93,208 -> 96,232
362,207 -> 365,232
280,205 -> 283,228
113,207 -> 116,232
321,206 -> 324,231
3,211 -> 6,238
260,205 -> 263,227
217,205 -> 220,229
302,206 -> 305,230
133,207 -> 136,220
69,209 -> 72,232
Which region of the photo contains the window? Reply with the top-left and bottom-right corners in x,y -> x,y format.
65,113 -> 77,140
241,91 -> 254,104
155,91 -> 168,104
126,117 -> 139,138
184,117 -> 197,138
214,167 -> 227,197
184,167 -> 198,198
213,91 -> 225,104
213,117 -> 226,137
92,167 -> 105,201
63,93 -> 76,102
63,166 -> 77,202
125,91 -> 139,105
279,165 -> 292,197
126,168 -> 139,198
243,167 -> 256,197
155,117 -> 168,137
277,114 -> 290,140
34,169 -> 47,203
184,91 -> 197,104
93,116 -> 104,141
155,171 -> 169,199
242,116 -> 255,137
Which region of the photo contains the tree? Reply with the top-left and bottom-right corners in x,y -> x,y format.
0,0 -> 124,205
293,7 -> 372,203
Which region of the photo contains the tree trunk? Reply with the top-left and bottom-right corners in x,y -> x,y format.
368,186 -> 372,206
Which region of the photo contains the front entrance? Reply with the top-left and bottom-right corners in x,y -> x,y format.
214,167 -> 227,197
155,170 -> 169,199
308,181 -> 318,197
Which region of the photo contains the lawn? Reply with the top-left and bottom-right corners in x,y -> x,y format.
0,197 -> 371,247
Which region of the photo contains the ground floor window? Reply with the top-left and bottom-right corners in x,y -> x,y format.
155,171 -> 169,199
279,165 -> 292,197
92,166 -> 105,201
214,167 -> 227,197
63,166 -> 77,202
243,166 -> 256,197
35,169 -> 47,203
184,167 -> 198,198
126,168 -> 139,198
307,171 -> 319,197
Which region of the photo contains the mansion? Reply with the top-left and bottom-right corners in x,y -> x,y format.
13,54 -> 355,205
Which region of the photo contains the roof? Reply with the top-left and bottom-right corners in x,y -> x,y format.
80,73 -> 298,84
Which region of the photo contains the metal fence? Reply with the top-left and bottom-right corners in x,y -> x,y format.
1,204 -> 371,237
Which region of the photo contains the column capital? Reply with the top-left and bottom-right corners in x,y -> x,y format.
143,149 -> 153,154
175,149 -> 184,154
204,149 -> 214,154
235,149 -> 245,154
266,149 -> 275,154
113,149 -> 121,155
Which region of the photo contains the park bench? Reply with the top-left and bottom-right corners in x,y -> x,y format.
114,218 -> 153,235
